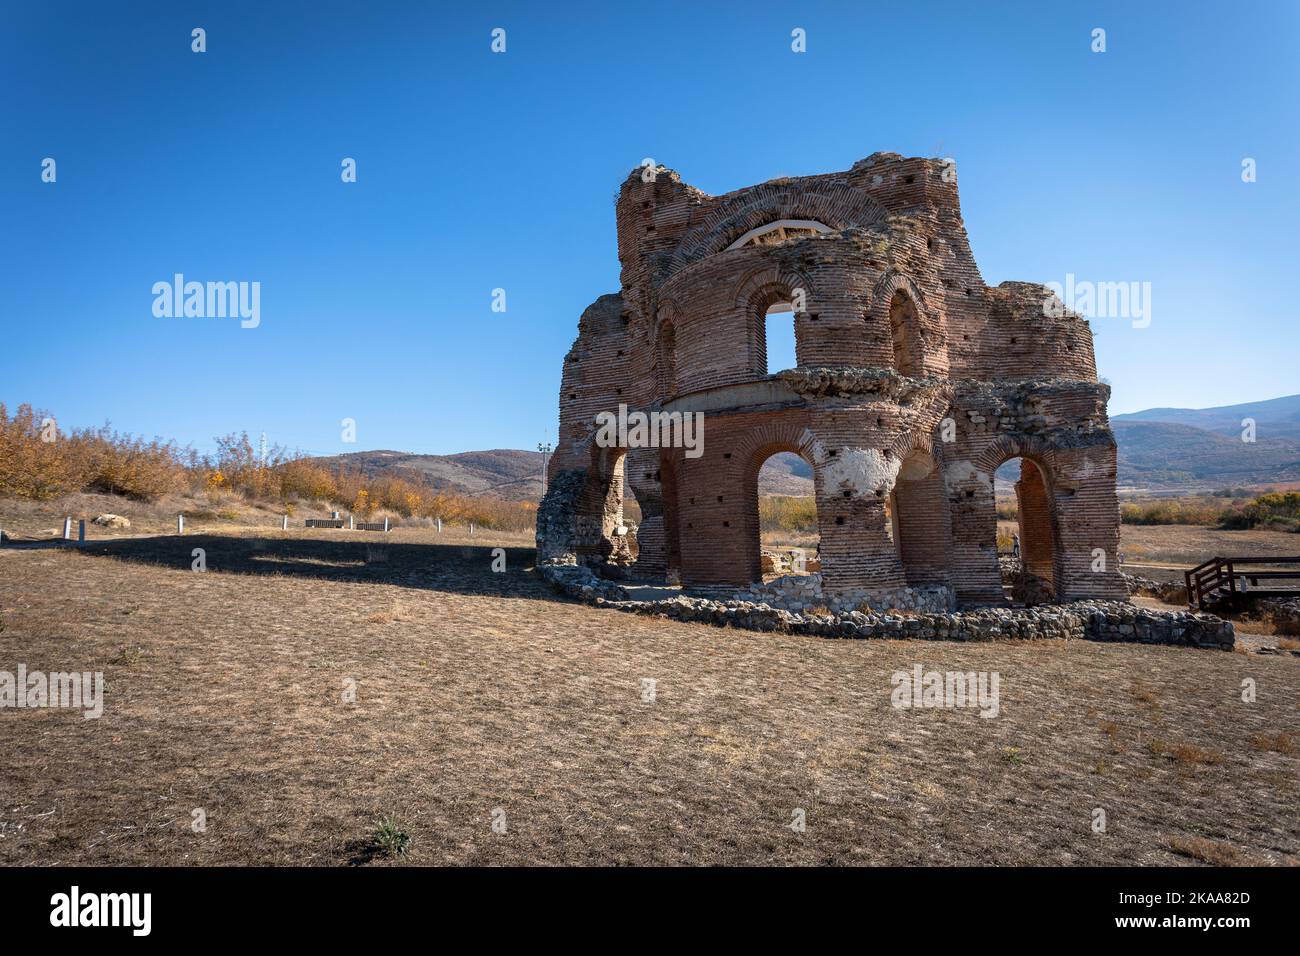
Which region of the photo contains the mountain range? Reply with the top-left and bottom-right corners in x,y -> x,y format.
309,394 -> 1300,499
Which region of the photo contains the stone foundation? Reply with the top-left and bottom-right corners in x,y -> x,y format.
734,572 -> 954,614
538,562 -> 1234,650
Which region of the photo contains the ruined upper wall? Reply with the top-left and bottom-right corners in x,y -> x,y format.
552,155 -> 1100,474
608,153 -> 1097,394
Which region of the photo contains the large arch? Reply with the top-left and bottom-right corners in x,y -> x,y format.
724,219 -> 832,250
888,446 -> 952,587
740,436 -> 820,585
667,183 -> 888,274
946,433 -> 1067,605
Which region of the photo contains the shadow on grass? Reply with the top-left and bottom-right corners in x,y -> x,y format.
71,534 -> 555,602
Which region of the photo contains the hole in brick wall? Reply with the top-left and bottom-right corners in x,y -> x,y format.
617,350 -> 624,356
654,470 -> 661,481
965,288 -> 973,296
690,497 -> 696,504
1009,337 -> 1017,345
723,521 -> 730,527
644,473 -> 653,480
963,333 -> 970,341
687,522 -> 693,529
842,490 -> 852,499
875,489 -> 884,497
926,239 -> 934,250
641,201 -> 650,209
809,313 -> 819,321
904,175 -> 915,184
716,495 -> 723,502
568,393 -> 576,400
827,448 -> 837,457
646,225 -> 655,233
723,453 -> 731,459
616,388 -> 623,395
835,516 -> 845,525
966,490 -> 975,498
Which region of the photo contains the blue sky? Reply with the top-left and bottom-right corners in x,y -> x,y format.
2,1 -> 1296,457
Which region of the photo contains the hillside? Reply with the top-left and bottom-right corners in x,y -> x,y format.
1113,393 -> 1300,441
307,448 -> 818,499
306,393 -> 1300,500
1112,420 -> 1300,489
310,449 -> 546,501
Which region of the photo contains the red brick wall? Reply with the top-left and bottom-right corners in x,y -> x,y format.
544,153 -> 1123,606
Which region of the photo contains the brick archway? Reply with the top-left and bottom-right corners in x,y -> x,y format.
976,436 -> 1064,603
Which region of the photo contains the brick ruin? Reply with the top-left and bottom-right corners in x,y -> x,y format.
537,152 -> 1126,611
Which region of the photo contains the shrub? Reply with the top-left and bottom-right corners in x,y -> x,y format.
760,495 -> 817,533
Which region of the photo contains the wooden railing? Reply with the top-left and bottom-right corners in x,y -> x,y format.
1185,556 -> 1300,611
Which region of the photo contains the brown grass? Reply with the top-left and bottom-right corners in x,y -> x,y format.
1,529 -> 1297,866
1164,835 -> 1248,867
1249,732 -> 1296,755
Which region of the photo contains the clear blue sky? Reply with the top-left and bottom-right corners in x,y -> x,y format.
2,1 -> 1296,457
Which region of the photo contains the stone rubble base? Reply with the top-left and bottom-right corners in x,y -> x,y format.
539,562 -> 1235,650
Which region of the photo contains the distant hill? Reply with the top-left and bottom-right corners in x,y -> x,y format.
1112,393 -> 1300,441
311,449 -> 545,501
758,452 -> 814,495
1111,394 -> 1300,489
309,394 -> 1300,502
308,448 -> 817,500
1112,421 -> 1300,489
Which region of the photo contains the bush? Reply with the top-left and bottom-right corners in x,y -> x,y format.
760,496 -> 817,533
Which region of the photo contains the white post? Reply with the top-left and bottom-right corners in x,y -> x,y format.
469,522 -> 474,537
0,525 -> 4,546
383,516 -> 389,532
178,514 -> 184,534
349,514 -> 355,530
63,517 -> 72,540
436,517 -> 442,534
282,514 -> 288,531
78,519 -> 86,544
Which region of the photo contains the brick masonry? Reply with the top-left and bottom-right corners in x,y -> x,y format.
539,153 -> 1127,609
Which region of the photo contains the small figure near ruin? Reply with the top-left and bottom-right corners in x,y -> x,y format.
538,153 -> 1124,611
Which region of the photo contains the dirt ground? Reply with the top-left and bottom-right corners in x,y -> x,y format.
1,529 -> 1297,866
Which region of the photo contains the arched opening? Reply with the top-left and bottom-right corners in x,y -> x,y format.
751,449 -> 819,582
751,285 -> 800,376
995,457 -> 1058,604
889,448 -> 950,586
764,307 -> 797,373
888,290 -> 922,376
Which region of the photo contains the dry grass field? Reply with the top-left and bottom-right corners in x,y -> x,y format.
1,527 -> 1297,867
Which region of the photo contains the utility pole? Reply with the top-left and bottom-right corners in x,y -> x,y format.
258,431 -> 268,466
537,441 -> 552,497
